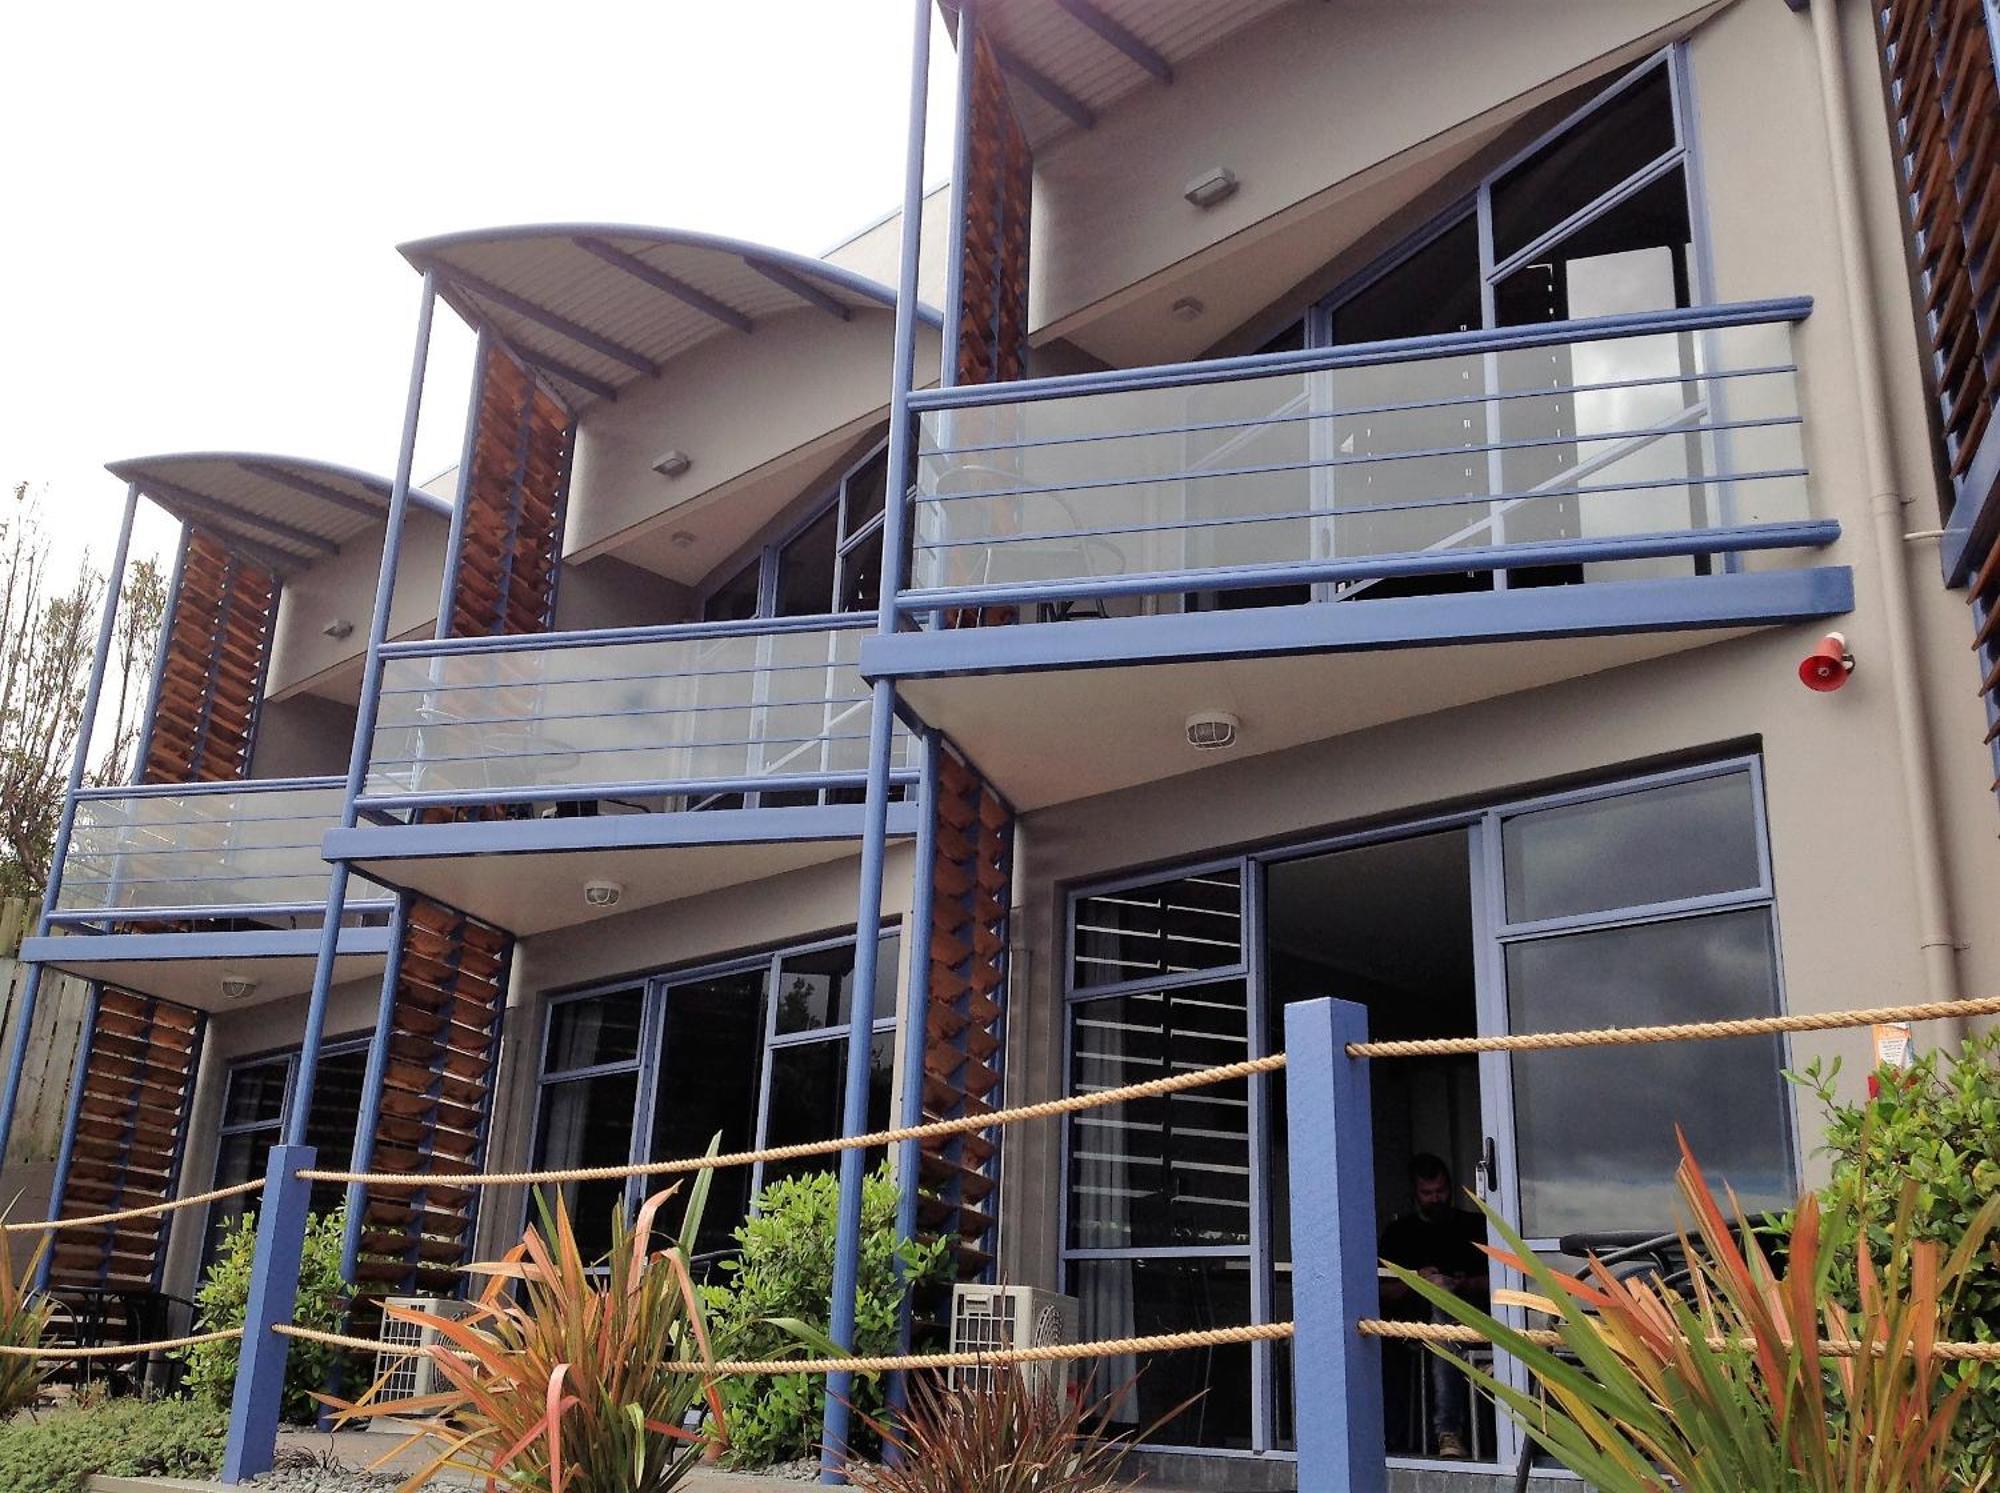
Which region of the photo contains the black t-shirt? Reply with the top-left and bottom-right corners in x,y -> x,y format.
1379,1207 -> 1489,1319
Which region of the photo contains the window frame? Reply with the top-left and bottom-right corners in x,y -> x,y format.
697,437 -> 892,624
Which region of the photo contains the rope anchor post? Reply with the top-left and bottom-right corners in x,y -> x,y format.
1287,997 -> 1387,1493
221,1143 -> 316,1485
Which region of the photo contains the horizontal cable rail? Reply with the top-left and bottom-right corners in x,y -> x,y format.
43,898 -> 395,928
68,775 -> 346,802
376,610 -> 874,659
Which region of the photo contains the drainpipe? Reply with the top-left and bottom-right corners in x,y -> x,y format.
1806,0 -> 1963,1032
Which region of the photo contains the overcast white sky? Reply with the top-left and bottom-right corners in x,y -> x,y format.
1,2 -> 954,576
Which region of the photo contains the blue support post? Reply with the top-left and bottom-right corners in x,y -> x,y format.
288,271 -> 437,1142
221,1143 -> 317,1483
0,482 -> 141,1158
1284,998 -> 1387,1493
33,983 -> 101,1292
340,893 -> 411,1286
820,0 -> 932,1479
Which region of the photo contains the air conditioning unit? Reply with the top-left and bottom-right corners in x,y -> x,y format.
947,1284 -> 1078,1398
373,1296 -> 476,1403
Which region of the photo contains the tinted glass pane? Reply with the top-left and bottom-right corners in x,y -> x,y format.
1073,1258 -> 1254,1450
302,1045 -> 370,1216
841,447 -> 889,534
1489,63 -> 1677,263
1329,214 -> 1482,345
703,556 -> 762,622
774,945 -> 854,1035
1068,982 -> 1251,1249
775,505 -> 839,617
1072,869 -> 1243,987
206,1130 -> 271,1264
545,988 -> 644,1072
1502,772 -> 1760,923
222,1057 -> 290,1129
761,1041 -> 845,1189
1493,166 -> 1691,327
533,1071 -> 639,1264
652,971 -> 767,1257
837,524 -> 884,614
1505,908 -> 1790,1237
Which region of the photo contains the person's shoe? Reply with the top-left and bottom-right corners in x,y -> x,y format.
1434,1432 -> 1470,1460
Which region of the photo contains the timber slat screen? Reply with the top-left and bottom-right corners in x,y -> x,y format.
1879,0 -> 2000,778
47,988 -> 201,1294
142,529 -> 279,784
354,897 -> 509,1294
922,749 -> 1012,1279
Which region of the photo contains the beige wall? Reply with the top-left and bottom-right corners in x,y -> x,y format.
265,507 -> 450,702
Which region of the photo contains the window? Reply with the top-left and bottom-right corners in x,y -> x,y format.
701,441 -> 892,623
531,928 -> 903,1264
208,1038 -> 372,1260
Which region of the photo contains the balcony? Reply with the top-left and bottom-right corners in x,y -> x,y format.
863,300 -> 1852,807
20,778 -> 394,1010
324,615 -> 920,932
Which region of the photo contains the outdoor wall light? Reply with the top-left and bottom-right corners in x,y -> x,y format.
1184,167 -> 1239,209
322,618 -> 355,640
583,878 -> 625,909
652,450 -> 693,479
669,530 -> 698,549
220,974 -> 258,1001
1185,710 -> 1240,750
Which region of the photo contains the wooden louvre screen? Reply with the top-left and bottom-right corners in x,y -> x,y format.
352,897 -> 509,1296
141,528 -> 279,784
447,340 -> 573,639
920,749 -> 1012,1279
46,988 -> 202,1293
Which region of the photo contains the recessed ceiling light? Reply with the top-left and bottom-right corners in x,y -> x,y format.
1170,296 -> 1206,322
1184,167 -> 1238,209
652,450 -> 692,479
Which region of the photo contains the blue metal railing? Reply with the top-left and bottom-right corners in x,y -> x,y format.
46,776 -> 395,930
893,298 -> 1826,621
355,613 -> 918,818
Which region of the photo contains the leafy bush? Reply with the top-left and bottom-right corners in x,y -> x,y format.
851,1372 -> 1159,1493
0,1397 -> 228,1492
0,1229 -> 52,1417
699,1164 -> 949,1469
1793,1033 -> 2000,1479
1400,1137 -> 1997,1492
183,1204 -> 350,1422
330,1174 -> 724,1493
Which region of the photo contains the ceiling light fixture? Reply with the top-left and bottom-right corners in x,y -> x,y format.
652,450 -> 692,479
1185,711 -> 1240,750
583,878 -> 625,909
1184,167 -> 1239,209
1170,296 -> 1206,322
322,618 -> 354,640
220,973 -> 258,1001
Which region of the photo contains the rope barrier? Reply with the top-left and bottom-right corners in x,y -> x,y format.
1356,1318 -> 2000,1362
275,1321 -> 1295,1375
0,1328 -> 243,1361
297,1054 -> 1289,1188
0,1179 -> 266,1236
1345,994 -> 2000,1058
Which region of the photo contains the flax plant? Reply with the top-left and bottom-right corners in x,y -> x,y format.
0,1231 -> 53,1417
328,1162 -> 726,1493
1391,1137 -> 1998,1492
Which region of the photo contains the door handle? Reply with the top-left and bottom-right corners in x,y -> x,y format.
1479,1136 -> 1498,1195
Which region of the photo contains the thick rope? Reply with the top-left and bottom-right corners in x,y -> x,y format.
0,1179 -> 266,1236
1346,994 -> 2000,1059
275,1321 -> 1294,1374
0,1328 -> 242,1360
1357,1318 -> 2000,1362
297,1054 -> 1290,1188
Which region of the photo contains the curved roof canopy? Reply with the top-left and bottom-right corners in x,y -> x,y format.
106,453 -> 449,575
400,224 -> 940,408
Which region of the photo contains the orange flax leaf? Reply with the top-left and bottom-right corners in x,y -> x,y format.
546,1364 -> 571,1493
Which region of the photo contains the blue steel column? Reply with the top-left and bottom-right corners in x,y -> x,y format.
32,981 -> 101,1292
1284,998 -> 1387,1492
288,271 -> 437,1143
819,0 -> 933,1479
220,1143 -> 317,1483
339,892 -> 411,1285
0,481 -> 141,1157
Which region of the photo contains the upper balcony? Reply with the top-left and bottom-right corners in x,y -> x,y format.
863,300 -> 1852,807
323,613 -> 920,933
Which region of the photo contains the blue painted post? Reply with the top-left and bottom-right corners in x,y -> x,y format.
340,892 -> 411,1284
33,982 -> 102,1293
0,482 -> 142,1157
820,0 -> 932,1479
222,1143 -> 316,1483
1284,998 -> 1387,1492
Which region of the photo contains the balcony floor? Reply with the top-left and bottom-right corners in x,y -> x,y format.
20,925 -> 392,1012
326,801 -> 919,936
870,569 -> 1852,811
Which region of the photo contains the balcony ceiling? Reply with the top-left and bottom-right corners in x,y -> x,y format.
105,453 -> 451,576
948,0 -> 1299,147
400,224 -> 943,409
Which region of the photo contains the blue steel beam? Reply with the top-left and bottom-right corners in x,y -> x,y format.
1053,0 -> 1172,81
574,236 -> 755,335
427,263 -> 660,379
221,1144 -> 317,1483
742,255 -> 852,320
22,925 -> 394,967
0,482 -> 140,1156
136,474 -> 341,555
938,0 -> 978,394
821,0 -> 933,1480
436,326 -> 489,638
239,461 -> 390,522
989,39 -> 1096,130
340,894 -> 410,1287
131,530 -> 187,784
512,344 -> 619,404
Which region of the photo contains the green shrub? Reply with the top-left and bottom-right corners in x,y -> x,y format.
182,1204 -> 350,1423
0,1397 -> 228,1493
1792,1032 -> 2000,1480
700,1164 -> 948,1469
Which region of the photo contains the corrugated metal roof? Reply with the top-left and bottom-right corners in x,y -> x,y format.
399,225 -> 941,409
105,453 -> 448,574
959,0 -> 1300,146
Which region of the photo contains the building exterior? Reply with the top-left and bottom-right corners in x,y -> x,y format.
8,0 -> 1999,1487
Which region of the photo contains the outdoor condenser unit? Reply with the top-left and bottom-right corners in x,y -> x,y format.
947,1284 -> 1078,1398
373,1296 -> 476,1403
